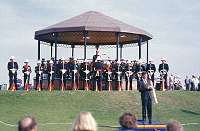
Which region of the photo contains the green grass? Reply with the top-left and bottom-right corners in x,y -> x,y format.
0,91 -> 199,131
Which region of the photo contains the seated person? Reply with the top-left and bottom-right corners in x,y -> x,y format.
72,112 -> 97,131
166,120 -> 183,131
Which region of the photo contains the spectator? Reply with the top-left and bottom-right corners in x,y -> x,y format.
184,76 -> 190,91
191,75 -> 195,91
194,76 -> 199,91
72,112 -> 97,131
166,120 -> 183,131
118,112 -> 137,130
18,116 -> 37,131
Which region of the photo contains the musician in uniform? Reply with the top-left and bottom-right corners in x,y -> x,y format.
92,49 -> 100,62
103,61 -> 112,90
7,56 -> 18,90
146,58 -> 156,86
22,59 -> 31,90
92,56 -> 103,91
81,59 -> 91,90
124,60 -> 133,90
138,72 -> 153,124
68,58 -> 79,90
35,60 -> 43,90
159,57 -> 169,90
112,60 -> 123,91
136,59 -> 145,80
58,57 -> 67,90
47,60 -> 56,90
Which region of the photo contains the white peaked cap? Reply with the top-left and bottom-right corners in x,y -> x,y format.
37,60 -> 41,64
127,60 -> 131,63
117,60 -> 121,64
10,56 -> 15,60
84,59 -> 88,63
149,58 -> 153,62
96,56 -> 101,61
74,58 -> 77,61
138,59 -> 143,63
24,59 -> 29,63
161,57 -> 166,61
49,60 -> 53,64
106,61 -> 111,65
61,57 -> 65,61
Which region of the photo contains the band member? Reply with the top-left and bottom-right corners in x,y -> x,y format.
136,59 -> 145,80
92,49 -> 100,62
138,72 -> 153,124
7,56 -> 18,91
159,57 -> 169,90
68,58 -> 79,90
131,60 -> 138,79
47,60 -> 55,91
125,60 -> 133,91
58,57 -> 67,91
103,61 -> 112,91
92,56 -> 103,91
35,60 -> 43,91
146,58 -> 156,86
22,59 -> 31,91
82,59 -> 91,90
113,60 -> 122,91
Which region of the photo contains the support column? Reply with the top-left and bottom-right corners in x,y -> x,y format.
147,40 -> 149,64
115,32 -> 120,61
138,36 -> 142,59
50,43 -> 53,58
120,44 -> 123,60
71,45 -> 75,58
38,40 -> 40,60
83,31 -> 88,60
54,33 -> 58,61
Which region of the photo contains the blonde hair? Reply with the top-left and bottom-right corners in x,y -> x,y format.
72,112 -> 97,131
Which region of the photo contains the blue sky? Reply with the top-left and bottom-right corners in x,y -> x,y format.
0,0 -> 200,84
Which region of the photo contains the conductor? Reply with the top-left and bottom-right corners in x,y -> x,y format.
138,72 -> 153,124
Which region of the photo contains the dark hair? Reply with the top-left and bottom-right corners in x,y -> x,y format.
18,116 -> 37,131
119,113 -> 137,129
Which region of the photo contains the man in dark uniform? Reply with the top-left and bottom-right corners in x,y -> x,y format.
81,59 -> 91,90
92,49 -> 100,62
124,60 -> 133,90
112,60 -> 123,91
136,59 -> 145,80
35,60 -> 43,91
7,56 -> 18,90
58,57 -> 67,91
47,60 -> 56,91
138,72 -> 153,124
159,57 -> 169,90
136,59 -> 145,90
92,56 -> 103,91
146,58 -> 156,86
22,59 -> 31,90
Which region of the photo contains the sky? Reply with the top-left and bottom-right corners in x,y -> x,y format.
0,0 -> 200,84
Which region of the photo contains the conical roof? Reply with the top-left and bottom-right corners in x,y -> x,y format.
35,11 -> 152,45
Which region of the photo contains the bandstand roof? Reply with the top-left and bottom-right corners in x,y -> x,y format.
35,11 -> 152,46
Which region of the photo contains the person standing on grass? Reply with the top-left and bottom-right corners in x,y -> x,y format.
184,76 -> 190,91
138,72 -> 153,124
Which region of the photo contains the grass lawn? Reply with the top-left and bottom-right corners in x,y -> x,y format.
0,91 -> 199,131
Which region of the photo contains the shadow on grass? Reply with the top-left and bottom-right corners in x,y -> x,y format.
181,109 -> 200,115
